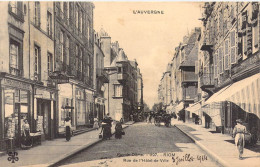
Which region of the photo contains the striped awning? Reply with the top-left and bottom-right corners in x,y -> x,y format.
205,73 -> 260,118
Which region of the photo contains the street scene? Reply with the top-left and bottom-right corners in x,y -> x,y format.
0,1 -> 259,167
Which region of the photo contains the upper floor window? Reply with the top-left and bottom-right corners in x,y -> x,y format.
34,2 -> 40,27
60,31 -> 64,62
47,11 -> 52,37
34,45 -> 41,81
65,36 -> 70,65
9,41 -> 22,76
9,1 -> 23,20
47,52 -> 53,74
114,85 -> 122,97
75,5 -> 79,31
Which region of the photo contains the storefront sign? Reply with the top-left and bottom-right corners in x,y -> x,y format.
35,89 -> 51,99
49,73 -> 69,84
1,78 -> 31,91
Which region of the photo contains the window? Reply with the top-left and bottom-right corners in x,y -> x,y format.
214,51 -> 218,78
60,31 -> 64,62
253,20 -> 259,53
224,39 -> 229,70
230,30 -> 236,64
79,49 -> 82,72
218,46 -> 223,74
9,42 -> 21,76
65,36 -> 70,65
47,52 -> 53,74
47,11 -> 52,37
75,5 -> 79,31
34,45 -> 41,81
79,10 -> 82,33
69,3 -> 73,24
86,55 -> 90,78
114,85 -> 122,97
9,1 -> 23,19
75,45 -> 79,70
34,2 -> 40,27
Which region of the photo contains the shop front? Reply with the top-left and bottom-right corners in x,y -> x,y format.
75,87 -> 86,129
58,83 -> 74,135
34,87 -> 57,140
85,89 -> 94,125
95,97 -> 105,121
0,76 -> 32,151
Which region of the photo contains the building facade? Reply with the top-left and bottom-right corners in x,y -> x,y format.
196,2 -> 260,136
0,1 -> 96,151
99,29 -> 142,122
94,31 -> 109,122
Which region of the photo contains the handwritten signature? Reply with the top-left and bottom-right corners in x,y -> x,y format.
172,153 -> 208,165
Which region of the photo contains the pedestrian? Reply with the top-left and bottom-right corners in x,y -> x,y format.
93,118 -> 99,130
233,119 -> 246,160
115,120 -> 123,139
100,113 -> 112,140
64,117 -> 72,141
21,119 -> 32,148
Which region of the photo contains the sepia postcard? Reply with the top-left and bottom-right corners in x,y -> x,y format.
0,1 -> 259,167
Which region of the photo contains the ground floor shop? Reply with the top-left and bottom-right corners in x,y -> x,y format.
0,74 -> 57,151
57,82 -> 94,136
191,73 -> 260,140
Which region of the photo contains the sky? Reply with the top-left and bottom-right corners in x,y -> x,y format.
94,2 -> 203,108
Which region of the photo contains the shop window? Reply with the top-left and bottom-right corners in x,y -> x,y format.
4,88 -> 28,139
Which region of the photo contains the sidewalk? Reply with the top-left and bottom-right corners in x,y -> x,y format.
0,121 -> 135,167
173,121 -> 260,167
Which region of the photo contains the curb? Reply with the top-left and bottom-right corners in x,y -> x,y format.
48,123 -> 134,167
174,124 -> 231,167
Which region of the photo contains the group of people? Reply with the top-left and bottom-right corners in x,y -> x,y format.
64,114 -> 125,141
99,114 -> 124,140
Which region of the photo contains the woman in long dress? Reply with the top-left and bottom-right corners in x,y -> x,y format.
233,119 -> 246,160
115,121 -> 123,139
64,117 -> 72,141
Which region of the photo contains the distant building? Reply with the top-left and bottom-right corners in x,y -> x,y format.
94,31 -> 109,122
99,28 -> 142,122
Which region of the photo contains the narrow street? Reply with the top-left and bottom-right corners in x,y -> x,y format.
60,122 -> 221,167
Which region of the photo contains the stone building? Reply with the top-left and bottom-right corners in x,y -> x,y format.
53,2 -> 95,135
93,31 -> 109,122
196,2 -> 259,136
0,1 -> 58,150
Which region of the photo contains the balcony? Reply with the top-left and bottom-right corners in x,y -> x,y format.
9,67 -> 23,77
200,73 -> 215,95
231,53 -> 260,81
96,68 -> 109,83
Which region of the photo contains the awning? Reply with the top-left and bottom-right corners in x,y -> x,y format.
175,102 -> 184,113
205,73 -> 260,118
185,101 -> 201,115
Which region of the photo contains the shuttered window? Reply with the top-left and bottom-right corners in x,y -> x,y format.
219,46 -> 223,74
224,39 -> 229,70
214,51 -> 218,78
230,30 -> 236,64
